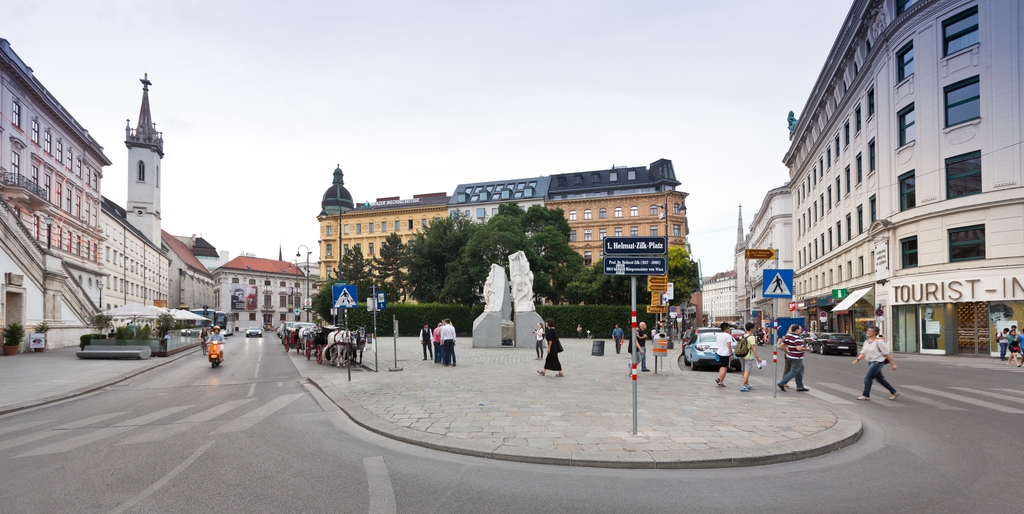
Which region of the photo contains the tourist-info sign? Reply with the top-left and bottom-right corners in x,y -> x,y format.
603,236 -> 667,255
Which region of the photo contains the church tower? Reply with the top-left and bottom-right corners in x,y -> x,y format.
124,73 -> 164,244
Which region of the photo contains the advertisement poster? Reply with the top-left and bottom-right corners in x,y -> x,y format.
29,332 -> 45,349
245,285 -> 258,311
231,285 -> 246,311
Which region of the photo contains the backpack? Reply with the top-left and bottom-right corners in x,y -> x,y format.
735,334 -> 752,358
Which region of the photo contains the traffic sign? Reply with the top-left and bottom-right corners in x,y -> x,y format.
376,291 -> 387,310
819,311 -> 828,322
647,275 -> 668,291
332,284 -> 358,308
646,305 -> 668,314
650,293 -> 662,307
744,248 -> 776,260
762,269 -> 794,298
303,297 -> 312,308
603,257 -> 667,276
603,236 -> 668,255
294,308 -> 300,315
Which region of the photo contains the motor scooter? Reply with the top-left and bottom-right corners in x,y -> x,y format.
209,339 -> 224,368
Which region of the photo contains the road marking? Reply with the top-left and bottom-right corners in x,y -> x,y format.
903,386 -> 1024,414
804,389 -> 854,404
108,440 -> 214,514
907,395 -> 965,411
209,393 -> 304,434
116,400 -> 254,446
950,387 -> 1024,406
277,382 -> 283,387
364,456 -> 397,514
247,383 -> 257,397
0,413 -> 126,452
994,388 -> 1024,395
818,383 -> 901,407
0,420 -> 52,437
17,407 -> 191,457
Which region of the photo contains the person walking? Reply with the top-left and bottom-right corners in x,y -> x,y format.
777,324 -> 811,392
534,322 -> 545,360
419,323 -> 433,361
635,322 -> 650,372
997,327 -> 1009,361
538,318 -> 563,377
714,322 -> 733,387
432,322 -> 443,364
1007,329 -> 1021,367
738,322 -> 761,392
577,324 -> 584,339
852,326 -> 899,400
612,324 -> 624,354
439,319 -> 457,367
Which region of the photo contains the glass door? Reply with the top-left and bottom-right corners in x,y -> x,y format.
956,302 -> 989,355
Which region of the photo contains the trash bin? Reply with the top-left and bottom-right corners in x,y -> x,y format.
591,340 -> 605,356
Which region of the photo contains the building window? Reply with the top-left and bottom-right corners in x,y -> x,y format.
57,141 -> 63,163
867,88 -> 875,117
898,104 -> 915,146
44,132 -> 51,154
846,214 -> 851,241
901,236 -> 918,268
943,6 -> 978,56
828,228 -> 833,252
568,210 -> 577,221
897,0 -> 915,16
857,206 -> 864,234
583,209 -> 592,220
627,170 -> 636,180
368,221 -> 375,232
569,230 -> 576,242
899,171 -> 916,211
856,154 -> 863,183
599,208 -> 607,219
827,147 -> 832,166
868,139 -> 876,172
368,242 -> 374,255
630,226 -> 638,237
11,101 -> 20,127
869,195 -> 877,222
30,120 -> 38,143
949,224 -> 985,262
844,121 -> 850,146
31,165 -> 38,184
834,135 -> 840,158
673,224 -> 681,237
599,228 -> 607,239
614,227 -> 622,237
583,230 -> 592,241
10,151 -> 19,175
946,151 -> 982,198
944,76 -> 980,127
835,177 -> 841,203
614,207 -> 622,218
844,167 -> 850,194
584,251 -> 592,266
137,161 -> 145,181
326,225 -> 333,236
649,205 -> 658,216
896,41 -> 914,81
855,105 -> 861,132
649,226 -> 658,237
326,243 -> 333,257
827,187 -> 832,210
355,223 -> 361,234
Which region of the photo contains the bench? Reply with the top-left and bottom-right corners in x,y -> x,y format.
76,345 -> 152,360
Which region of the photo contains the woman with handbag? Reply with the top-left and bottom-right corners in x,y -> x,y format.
852,326 -> 899,400
1007,329 -> 1021,367
538,318 -> 564,377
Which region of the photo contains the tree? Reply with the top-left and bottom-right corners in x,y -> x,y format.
340,247 -> 374,304
406,215 -> 478,304
374,233 -> 409,302
667,246 -> 699,302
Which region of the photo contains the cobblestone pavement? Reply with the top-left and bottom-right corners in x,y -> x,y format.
294,336 -> 861,468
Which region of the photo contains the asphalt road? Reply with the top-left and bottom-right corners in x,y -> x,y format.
1,336 -> 1020,513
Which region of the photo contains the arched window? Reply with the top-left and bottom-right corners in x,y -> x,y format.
568,210 -> 577,221
599,208 -> 607,219
649,205 -> 659,216
614,207 -> 622,218
137,161 -> 145,181
630,206 -> 639,217
583,209 -> 592,220
156,165 -> 160,187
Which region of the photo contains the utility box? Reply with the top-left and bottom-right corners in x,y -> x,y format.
591,340 -> 605,356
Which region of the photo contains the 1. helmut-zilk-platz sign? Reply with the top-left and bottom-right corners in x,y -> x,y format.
603,236 -> 667,255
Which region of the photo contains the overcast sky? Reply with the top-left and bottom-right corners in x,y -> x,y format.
5,0 -> 850,276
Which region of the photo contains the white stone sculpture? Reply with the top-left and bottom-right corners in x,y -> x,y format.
509,251 -> 535,312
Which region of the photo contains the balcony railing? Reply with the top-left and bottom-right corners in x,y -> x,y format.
1,172 -> 48,200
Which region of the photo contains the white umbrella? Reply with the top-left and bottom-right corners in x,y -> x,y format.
168,309 -> 209,321
103,303 -> 169,318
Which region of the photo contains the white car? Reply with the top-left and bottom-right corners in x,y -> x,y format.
245,327 -> 262,337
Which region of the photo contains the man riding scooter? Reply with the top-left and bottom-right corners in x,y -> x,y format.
208,326 -> 225,367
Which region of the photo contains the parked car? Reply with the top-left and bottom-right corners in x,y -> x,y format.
683,331 -> 743,372
808,332 -> 857,355
245,326 -> 262,337
681,326 -> 722,345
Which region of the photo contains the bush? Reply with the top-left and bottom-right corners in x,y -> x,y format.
536,304 -> 658,339
326,303 -> 482,337
3,322 -> 25,347
79,333 -> 107,350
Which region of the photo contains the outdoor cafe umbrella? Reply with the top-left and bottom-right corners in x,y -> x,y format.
102,303 -> 169,318
167,309 -> 209,322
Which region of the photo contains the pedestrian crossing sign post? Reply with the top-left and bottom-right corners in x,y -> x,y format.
332,284 -> 358,309
762,269 -> 794,299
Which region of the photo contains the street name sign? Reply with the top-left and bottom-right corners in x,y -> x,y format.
744,248 -> 776,260
603,257 -> 667,276
603,236 -> 667,255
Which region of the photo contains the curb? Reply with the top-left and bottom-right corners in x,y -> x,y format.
0,348 -> 200,417
307,375 -> 864,469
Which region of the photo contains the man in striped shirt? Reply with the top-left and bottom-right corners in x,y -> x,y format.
778,324 -> 811,392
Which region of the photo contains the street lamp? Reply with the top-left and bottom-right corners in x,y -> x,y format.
296,245 -> 311,322
43,215 -> 54,250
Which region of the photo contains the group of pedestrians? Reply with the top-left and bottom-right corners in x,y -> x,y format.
419,320 -> 458,367
997,326 -> 1021,365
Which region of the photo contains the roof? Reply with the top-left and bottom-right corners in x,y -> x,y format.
219,256 -> 305,277
162,230 -> 212,277
547,159 -> 679,199
448,176 -> 550,207
190,236 -> 219,258
101,196 -> 159,248
349,192 -> 452,213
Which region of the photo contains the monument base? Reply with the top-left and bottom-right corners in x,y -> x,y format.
514,311 -> 545,350
472,311 -> 506,348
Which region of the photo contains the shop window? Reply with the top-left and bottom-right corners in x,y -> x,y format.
901,236 -> 918,268
949,225 -> 985,262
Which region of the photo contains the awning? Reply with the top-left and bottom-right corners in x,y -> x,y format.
832,287 -> 872,312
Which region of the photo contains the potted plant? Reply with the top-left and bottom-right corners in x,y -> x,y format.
2,322 -> 25,356
31,321 -> 51,352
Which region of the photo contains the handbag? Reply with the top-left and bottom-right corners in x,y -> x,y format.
554,339 -> 564,353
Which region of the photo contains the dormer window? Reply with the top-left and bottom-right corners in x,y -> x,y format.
609,171 -> 618,182
574,175 -> 583,185
501,189 -> 511,200
627,170 -> 636,180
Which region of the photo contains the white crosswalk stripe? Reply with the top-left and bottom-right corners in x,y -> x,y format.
117,399 -> 255,446
0,420 -> 52,437
210,393 -> 305,434
0,412 -> 126,452
904,395 -> 965,411
903,386 -> 1024,414
818,383 -> 902,407
803,388 -> 855,405
950,387 -> 1024,405
16,406 -> 193,458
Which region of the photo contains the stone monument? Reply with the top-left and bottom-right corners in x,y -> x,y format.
473,264 -> 512,347
509,251 -> 544,347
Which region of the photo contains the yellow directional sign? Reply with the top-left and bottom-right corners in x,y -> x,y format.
646,305 -> 668,314
647,276 -> 668,292
650,293 -> 662,307
745,248 -> 776,260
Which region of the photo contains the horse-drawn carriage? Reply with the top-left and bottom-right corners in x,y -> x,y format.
297,325 -> 367,367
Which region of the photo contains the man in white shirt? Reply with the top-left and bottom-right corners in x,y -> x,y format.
714,322 -> 734,387
440,319 -> 458,367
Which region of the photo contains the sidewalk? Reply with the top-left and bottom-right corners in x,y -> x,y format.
0,346 -> 193,415
296,337 -> 862,469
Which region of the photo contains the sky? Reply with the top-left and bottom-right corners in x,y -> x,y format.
4,0 -> 852,275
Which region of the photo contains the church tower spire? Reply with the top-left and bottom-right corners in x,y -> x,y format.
125,73 -> 164,244
736,203 -> 743,244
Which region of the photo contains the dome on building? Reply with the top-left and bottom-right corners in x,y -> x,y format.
320,164 -> 355,215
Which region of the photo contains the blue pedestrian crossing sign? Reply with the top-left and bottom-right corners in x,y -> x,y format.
333,284 -> 358,308
762,269 -> 794,298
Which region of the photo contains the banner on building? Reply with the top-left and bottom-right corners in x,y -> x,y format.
231,285 -> 246,311
245,285 -> 258,311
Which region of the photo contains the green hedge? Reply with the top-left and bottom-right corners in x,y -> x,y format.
320,303 -> 656,338
79,333 -> 107,349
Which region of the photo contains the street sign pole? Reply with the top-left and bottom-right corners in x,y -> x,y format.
631,275 -> 637,436
389,315 -> 402,372
372,284 -> 378,373
773,248 -> 780,399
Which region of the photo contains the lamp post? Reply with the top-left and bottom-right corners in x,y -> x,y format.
43,215 -> 54,250
296,245 -> 311,322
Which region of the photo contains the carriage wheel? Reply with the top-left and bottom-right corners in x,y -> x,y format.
305,342 -> 312,360
315,345 -> 324,364
296,341 -> 302,355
